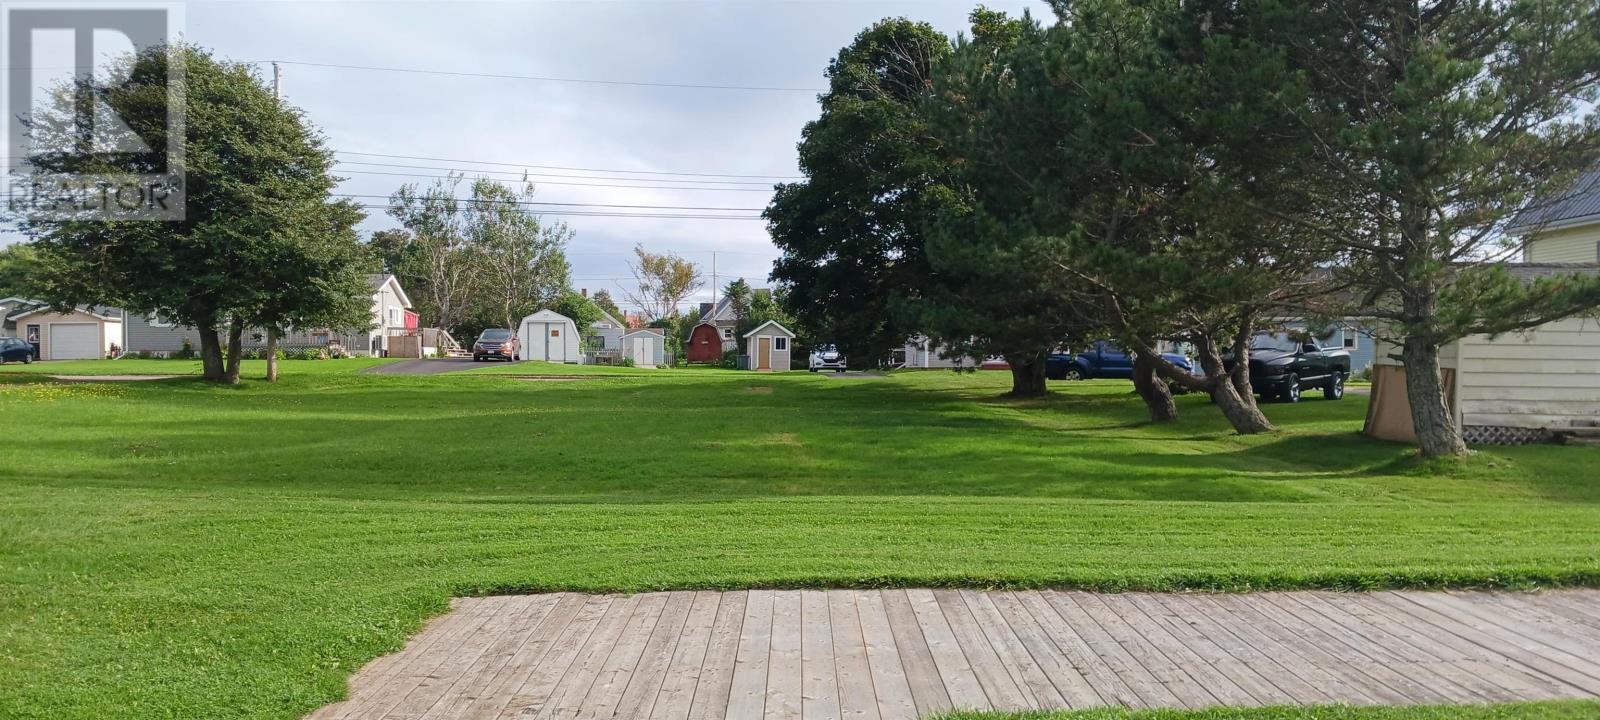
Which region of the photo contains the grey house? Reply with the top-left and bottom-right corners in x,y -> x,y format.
122,274 -> 413,356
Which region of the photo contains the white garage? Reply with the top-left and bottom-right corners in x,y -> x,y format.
49,323 -> 99,359
518,309 -> 581,363
8,306 -> 122,360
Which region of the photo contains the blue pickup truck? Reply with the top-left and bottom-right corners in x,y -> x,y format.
1046,341 -> 1194,381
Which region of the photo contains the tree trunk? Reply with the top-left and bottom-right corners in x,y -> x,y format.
1006,354 -> 1048,397
1196,341 -> 1273,434
1131,348 -> 1178,422
1402,338 -> 1468,458
198,324 -> 224,383
222,317 -> 244,385
265,328 -> 279,382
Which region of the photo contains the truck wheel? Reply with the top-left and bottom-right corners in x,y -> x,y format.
1324,372 -> 1345,400
809,367 -> 817,372
1064,367 -> 1084,381
1283,375 -> 1301,403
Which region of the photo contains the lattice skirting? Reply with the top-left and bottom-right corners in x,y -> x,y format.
1463,425 -> 1555,445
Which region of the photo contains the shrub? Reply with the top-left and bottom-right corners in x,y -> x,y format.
1355,365 -> 1374,382
715,348 -> 740,369
175,338 -> 195,359
296,347 -> 328,361
620,357 -> 636,367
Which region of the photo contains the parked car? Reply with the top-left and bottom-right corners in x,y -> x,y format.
1226,333 -> 1351,402
0,337 -> 33,363
1047,340 -> 1193,380
472,329 -> 519,362
808,344 -> 846,372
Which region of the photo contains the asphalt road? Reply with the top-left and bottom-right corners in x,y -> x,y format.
362,358 -> 514,375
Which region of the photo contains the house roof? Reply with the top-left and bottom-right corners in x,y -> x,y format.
1499,262 -> 1600,280
743,319 -> 795,338
7,304 -> 122,322
699,289 -> 773,322
1509,168 -> 1600,233
368,274 -> 412,309
593,309 -> 625,329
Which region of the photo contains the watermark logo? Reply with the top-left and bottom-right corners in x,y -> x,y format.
3,2 -> 185,221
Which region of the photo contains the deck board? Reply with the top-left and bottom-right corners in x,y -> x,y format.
309,590 -> 1600,720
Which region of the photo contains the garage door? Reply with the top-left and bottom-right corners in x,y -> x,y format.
49,323 -> 99,360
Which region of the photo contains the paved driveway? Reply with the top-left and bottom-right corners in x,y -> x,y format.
363,358 -> 512,375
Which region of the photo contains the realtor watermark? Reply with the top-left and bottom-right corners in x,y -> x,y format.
2,2 -> 185,221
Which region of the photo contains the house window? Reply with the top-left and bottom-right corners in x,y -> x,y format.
1344,334 -> 1357,349
148,314 -> 173,328
387,307 -> 400,325
722,328 -> 732,339
775,337 -> 788,351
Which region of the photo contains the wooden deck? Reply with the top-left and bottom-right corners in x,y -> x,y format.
307,589 -> 1600,719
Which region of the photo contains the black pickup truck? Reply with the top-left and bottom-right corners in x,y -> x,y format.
1226,333 -> 1352,403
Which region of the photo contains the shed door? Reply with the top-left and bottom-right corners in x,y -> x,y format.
49,323 -> 99,360
757,336 -> 772,370
548,325 -> 563,362
632,337 -> 649,366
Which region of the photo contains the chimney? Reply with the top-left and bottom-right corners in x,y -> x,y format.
580,288 -> 588,297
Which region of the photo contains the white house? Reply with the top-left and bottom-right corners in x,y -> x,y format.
518,309 -> 580,363
1513,167 -> 1600,263
1365,264 -> 1600,444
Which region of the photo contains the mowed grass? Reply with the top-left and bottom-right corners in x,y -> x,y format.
1,362 -> 1598,718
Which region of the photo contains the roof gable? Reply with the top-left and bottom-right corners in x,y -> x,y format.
742,319 -> 795,338
369,274 -> 413,309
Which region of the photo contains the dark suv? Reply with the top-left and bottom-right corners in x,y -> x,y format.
472,329 -> 519,362
1230,333 -> 1351,402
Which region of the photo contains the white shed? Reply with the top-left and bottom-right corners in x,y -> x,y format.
620,328 -> 665,367
1366,268 -> 1600,444
743,320 -> 795,371
518,309 -> 580,363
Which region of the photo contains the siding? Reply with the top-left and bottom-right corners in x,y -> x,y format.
1524,224 -> 1600,263
1456,317 -> 1600,429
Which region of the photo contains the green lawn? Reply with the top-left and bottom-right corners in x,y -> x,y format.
0,356 -> 399,375
1,362 -> 1597,718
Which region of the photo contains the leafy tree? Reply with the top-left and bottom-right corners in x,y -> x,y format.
0,243 -> 41,298
549,289 -> 602,337
590,289 -> 624,324
1254,0 -> 1600,456
23,45 -> 364,384
766,18 -> 954,366
464,179 -> 572,330
387,176 -> 476,333
624,245 -> 702,321
368,229 -> 417,277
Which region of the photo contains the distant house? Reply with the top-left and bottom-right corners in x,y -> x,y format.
1365,264 -> 1600,445
122,274 -> 413,357
1513,167 -> 1600,264
1271,320 -> 1379,373
2,299 -> 123,360
583,308 -> 628,354
696,290 -> 774,353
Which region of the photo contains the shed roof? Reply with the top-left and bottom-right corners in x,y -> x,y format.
621,327 -> 664,338
520,309 -> 577,325
743,320 -> 795,338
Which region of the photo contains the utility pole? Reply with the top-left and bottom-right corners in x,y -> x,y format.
710,251 -> 718,310
265,61 -> 284,382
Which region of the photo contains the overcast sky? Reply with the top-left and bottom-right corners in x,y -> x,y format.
8,0 -> 1047,313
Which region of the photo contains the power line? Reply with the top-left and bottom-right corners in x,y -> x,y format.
247,60 -> 825,93
348,204 -> 761,220
337,193 -> 763,212
336,151 -> 800,180
336,160 -> 780,185
336,169 -> 775,192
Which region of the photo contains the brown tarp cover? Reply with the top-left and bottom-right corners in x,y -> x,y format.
1364,364 -> 1456,442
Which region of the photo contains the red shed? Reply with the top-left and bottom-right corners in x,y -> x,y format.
687,322 -> 724,363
